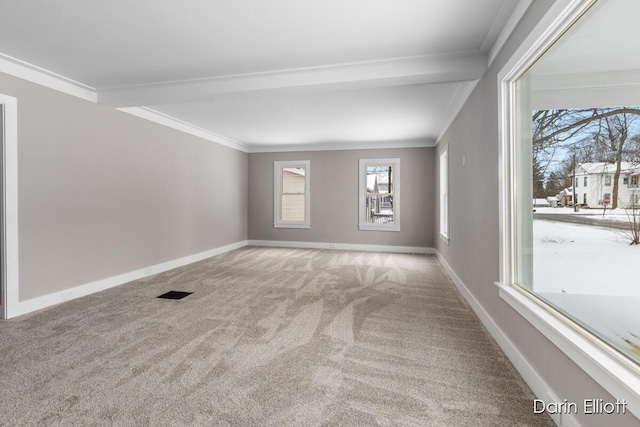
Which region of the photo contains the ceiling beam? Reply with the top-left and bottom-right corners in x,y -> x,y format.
97,53 -> 487,107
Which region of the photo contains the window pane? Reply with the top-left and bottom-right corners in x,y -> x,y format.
366,165 -> 392,194
274,160 -> 310,228
364,164 -> 394,224
516,0 -> 640,365
282,167 -> 306,194
359,159 -> 400,231
365,194 -> 394,224
281,194 -> 305,222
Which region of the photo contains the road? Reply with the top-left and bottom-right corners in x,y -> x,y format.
533,212 -> 629,230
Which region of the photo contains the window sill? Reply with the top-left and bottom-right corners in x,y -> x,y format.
358,224 -> 400,232
496,283 -> 640,418
273,223 -> 310,229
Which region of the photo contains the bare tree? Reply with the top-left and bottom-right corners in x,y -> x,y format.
533,107 -> 640,148
626,134 -> 640,163
533,107 -> 640,208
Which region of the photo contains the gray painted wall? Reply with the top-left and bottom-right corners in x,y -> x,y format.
0,72 -> 248,302
435,1 -> 638,426
248,148 -> 434,249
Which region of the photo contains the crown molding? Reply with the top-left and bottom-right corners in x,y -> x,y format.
247,138 -> 434,154
98,52 -> 488,107
488,0 -> 535,67
117,107 -> 248,153
435,0 -> 536,146
0,49 -> 484,154
0,52 -> 97,102
435,80 -> 480,145
0,51 -> 248,152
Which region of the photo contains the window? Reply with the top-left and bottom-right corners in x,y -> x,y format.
274,160 -> 310,229
584,176 -> 587,186
439,147 -> 449,240
498,0 -> 640,410
583,194 -> 587,205
508,0 -> 640,364
624,176 -> 629,185
575,177 -> 579,187
631,175 -> 639,187
358,158 -> 400,231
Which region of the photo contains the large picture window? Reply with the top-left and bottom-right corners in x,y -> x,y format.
499,0 -> 640,413
512,0 -> 640,366
274,160 -> 310,229
358,158 -> 400,231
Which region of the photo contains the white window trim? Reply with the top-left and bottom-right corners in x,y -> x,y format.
358,158 -> 400,232
439,146 -> 449,243
273,160 -> 310,229
497,0 -> 640,418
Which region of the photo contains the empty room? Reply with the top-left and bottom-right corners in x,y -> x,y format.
0,1 -> 638,426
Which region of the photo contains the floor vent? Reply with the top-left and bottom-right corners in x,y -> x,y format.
157,291 -> 193,300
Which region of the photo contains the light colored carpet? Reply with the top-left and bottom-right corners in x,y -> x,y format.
0,247 -> 553,426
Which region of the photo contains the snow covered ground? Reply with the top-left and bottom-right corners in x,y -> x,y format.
532,218 -> 640,361
533,219 -> 640,295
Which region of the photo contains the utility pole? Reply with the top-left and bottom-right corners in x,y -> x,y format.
573,154 -> 578,212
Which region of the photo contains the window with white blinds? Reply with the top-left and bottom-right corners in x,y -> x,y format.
274,160 -> 310,228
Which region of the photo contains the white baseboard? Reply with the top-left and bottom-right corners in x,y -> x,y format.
8,240 -> 428,318
435,251 -> 581,427
7,240 -> 248,319
248,240 -> 434,255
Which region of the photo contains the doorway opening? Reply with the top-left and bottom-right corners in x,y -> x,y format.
1,102 -> 4,317
0,93 -> 18,319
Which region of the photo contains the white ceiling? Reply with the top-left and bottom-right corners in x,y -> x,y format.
531,0 -> 640,77
0,0 -> 527,151
528,0 -> 640,110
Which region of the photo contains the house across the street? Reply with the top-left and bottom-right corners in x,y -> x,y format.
557,187 -> 574,207
573,162 -> 640,207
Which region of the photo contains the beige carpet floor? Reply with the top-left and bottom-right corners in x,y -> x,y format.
0,247 -> 553,426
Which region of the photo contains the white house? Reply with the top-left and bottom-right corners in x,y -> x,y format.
365,169 -> 393,222
281,168 -> 306,222
556,187 -> 574,207
574,162 -> 640,207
